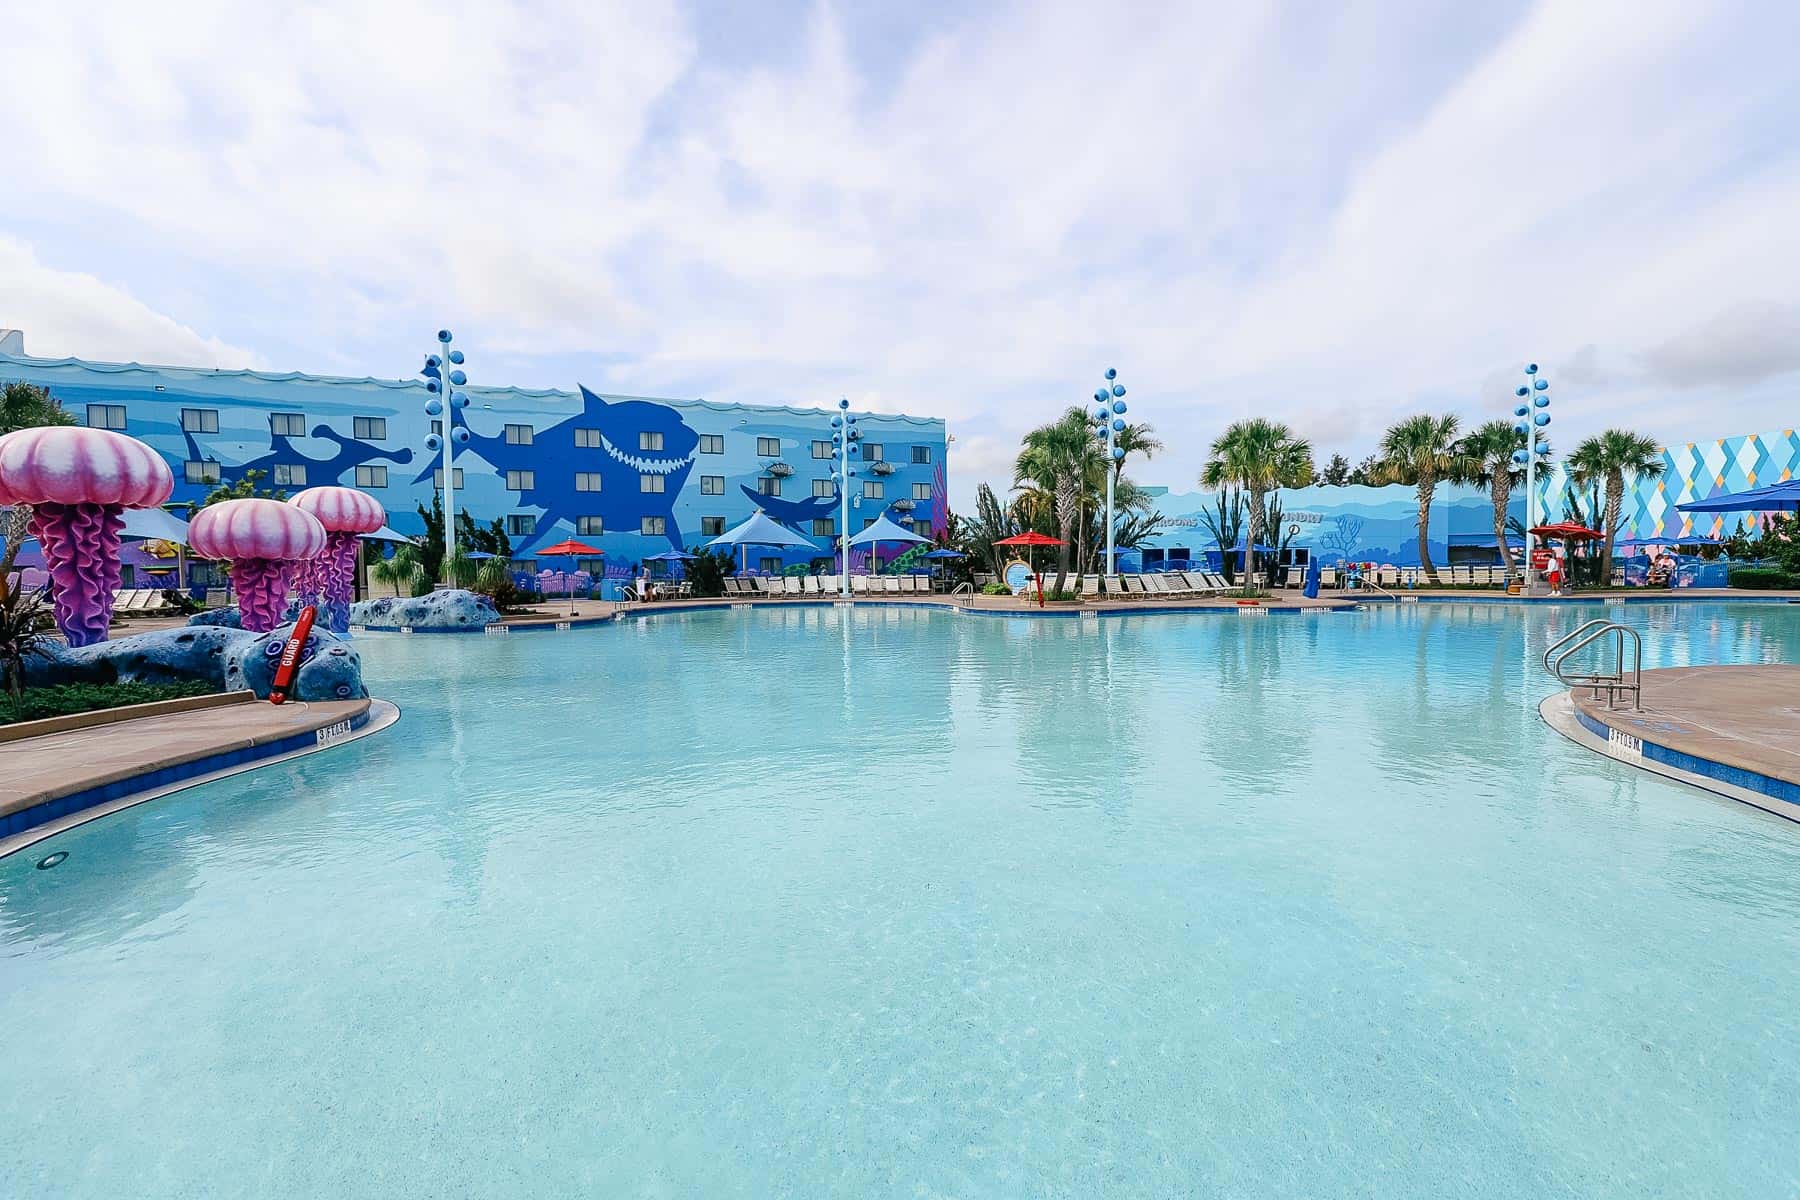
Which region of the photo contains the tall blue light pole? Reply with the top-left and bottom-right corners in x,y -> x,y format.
1510,362 -> 1552,590
420,330 -> 471,583
1092,369 -> 1128,572
829,398 -> 861,597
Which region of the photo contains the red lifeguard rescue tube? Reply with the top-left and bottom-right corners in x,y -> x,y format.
268,604 -> 317,705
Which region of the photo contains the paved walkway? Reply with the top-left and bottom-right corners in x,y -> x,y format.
0,697 -> 372,822
1571,665 -> 1800,792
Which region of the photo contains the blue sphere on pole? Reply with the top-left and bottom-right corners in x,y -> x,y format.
447,350 -> 465,365
449,369 -> 467,386
425,379 -> 440,393
1536,442 -> 1551,455
438,330 -> 453,343
838,397 -> 850,409
1112,400 -> 1127,415
1111,384 -> 1125,398
1105,368 -> 1117,381
1512,450 -> 1529,465
830,414 -> 842,427
1513,422 -> 1529,435
1526,363 -> 1538,375
425,434 -> 442,452
450,391 -> 469,409
426,355 -> 441,369
453,427 -> 470,444
1516,386 -> 1529,397
1533,395 -> 1549,408
1111,418 -> 1126,432
1112,447 -> 1125,461
425,398 -> 443,416
1533,379 -> 1548,391
1534,413 -> 1551,427
1514,405 -> 1529,417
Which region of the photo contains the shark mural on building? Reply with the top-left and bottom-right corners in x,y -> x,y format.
175,424 -> 415,501
739,486 -> 838,530
415,385 -> 699,551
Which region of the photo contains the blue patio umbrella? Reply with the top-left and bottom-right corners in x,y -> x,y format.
707,510 -> 818,573
644,548 -> 696,579
846,513 -> 927,574
1675,478 -> 1800,513
919,548 -> 965,559
464,550 -> 497,560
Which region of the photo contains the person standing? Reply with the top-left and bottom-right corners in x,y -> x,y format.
1548,546 -> 1565,595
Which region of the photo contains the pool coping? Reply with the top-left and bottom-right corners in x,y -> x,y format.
1537,691 -> 1800,826
0,698 -> 401,859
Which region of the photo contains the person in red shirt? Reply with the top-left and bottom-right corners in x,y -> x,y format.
1547,547 -> 1565,595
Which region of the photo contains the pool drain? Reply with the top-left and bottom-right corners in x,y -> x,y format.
36,851 -> 69,870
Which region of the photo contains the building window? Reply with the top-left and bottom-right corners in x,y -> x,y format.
811,440 -> 832,459
812,478 -> 834,498
912,482 -> 931,500
430,419 -> 443,436
862,517 -> 876,530
861,442 -> 884,462
184,460 -> 221,485
507,514 -> 537,537
640,474 -> 666,494
575,427 -> 601,448
757,476 -> 780,497
87,404 -> 126,430
639,431 -> 664,451
641,516 -> 666,536
911,445 -> 931,464
354,416 -> 387,440
577,516 -> 604,536
913,519 -> 933,536
700,475 -> 724,495
504,424 -> 534,445
575,472 -> 603,492
699,434 -> 724,454
862,480 -> 883,500
760,556 -> 782,574
757,436 -> 780,456
812,519 -> 835,537
356,465 -> 388,488
274,463 -> 307,486
578,557 -> 605,575
181,408 -> 219,434
701,516 -> 725,536
271,412 -> 305,437
506,470 -> 535,491
432,468 -> 466,489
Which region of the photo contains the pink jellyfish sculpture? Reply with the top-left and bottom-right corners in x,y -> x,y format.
0,426 -> 173,646
288,487 -> 385,635
188,498 -> 327,633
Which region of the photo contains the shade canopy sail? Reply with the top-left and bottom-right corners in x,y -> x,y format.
1528,522 -> 1603,540
706,510 -> 818,550
120,506 -> 190,543
847,514 -> 927,547
1675,478 -> 1800,513
463,550 -> 497,560
361,524 -> 414,543
992,531 -> 1062,547
1213,540 -> 1278,553
532,538 -> 604,557
644,549 -> 697,562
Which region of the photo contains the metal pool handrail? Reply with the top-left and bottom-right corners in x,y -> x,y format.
1543,619 -> 1643,710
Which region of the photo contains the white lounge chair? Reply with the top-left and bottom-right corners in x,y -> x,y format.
802,576 -> 821,595
1121,574 -> 1147,595
882,577 -> 901,594
1319,566 -> 1338,589
1101,574 -> 1123,597
852,575 -> 870,594
1080,574 -> 1101,598
782,577 -> 802,596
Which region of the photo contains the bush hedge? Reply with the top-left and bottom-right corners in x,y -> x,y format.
3,680 -> 218,725
1728,567 -> 1800,590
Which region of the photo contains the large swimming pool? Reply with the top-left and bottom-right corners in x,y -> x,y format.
4,602 -> 1798,1197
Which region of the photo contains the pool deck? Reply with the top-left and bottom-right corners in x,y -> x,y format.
0,695 -> 397,854
1541,665 -> 1800,824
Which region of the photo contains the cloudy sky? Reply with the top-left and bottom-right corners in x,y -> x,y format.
2,0 -> 1796,506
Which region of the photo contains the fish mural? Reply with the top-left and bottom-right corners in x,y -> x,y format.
738,485 -> 839,530
176,424 -> 414,500
416,385 -> 699,552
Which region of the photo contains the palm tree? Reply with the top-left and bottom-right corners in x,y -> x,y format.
1569,430 -> 1666,584
1376,414 -> 1466,583
1015,408 -> 1100,592
1200,419 -> 1313,590
1458,419 -> 1532,576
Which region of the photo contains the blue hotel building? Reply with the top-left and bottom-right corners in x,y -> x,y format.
0,331 -> 948,577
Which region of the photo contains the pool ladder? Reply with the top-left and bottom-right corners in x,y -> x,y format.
1543,619 -> 1643,710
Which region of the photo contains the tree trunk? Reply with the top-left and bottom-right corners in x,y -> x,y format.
1601,471 -> 1624,585
1417,477 -> 1438,582
1491,476 -> 1513,575
1053,476 -> 1079,594
1246,487 -> 1266,592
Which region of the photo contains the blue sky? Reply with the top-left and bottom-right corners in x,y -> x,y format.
2,0 -> 1797,508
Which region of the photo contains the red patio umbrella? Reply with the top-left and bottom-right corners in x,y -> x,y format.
532,538 -> 603,614
1528,522 -> 1603,540
992,531 -> 1064,606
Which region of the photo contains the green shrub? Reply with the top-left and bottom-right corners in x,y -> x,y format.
980,582 -> 1012,595
1728,566 -> 1800,590
4,679 -> 218,725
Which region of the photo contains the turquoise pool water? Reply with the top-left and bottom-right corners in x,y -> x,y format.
3,602 -> 1799,1198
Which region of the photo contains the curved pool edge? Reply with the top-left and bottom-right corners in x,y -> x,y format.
0,698 -> 402,859
1537,691 -> 1800,826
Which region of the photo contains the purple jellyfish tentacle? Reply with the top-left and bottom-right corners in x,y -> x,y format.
293,557 -> 322,612
232,558 -> 295,633
28,501 -> 121,647
320,531 -> 359,636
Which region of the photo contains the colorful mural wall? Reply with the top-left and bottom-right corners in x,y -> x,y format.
0,342 -> 947,572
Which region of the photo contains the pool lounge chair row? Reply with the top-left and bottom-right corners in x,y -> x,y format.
111,587 -> 177,615
1291,563 -> 1523,589
719,575 -> 934,598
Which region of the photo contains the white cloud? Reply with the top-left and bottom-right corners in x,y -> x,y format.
0,0 -> 1796,509
0,236 -> 260,368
